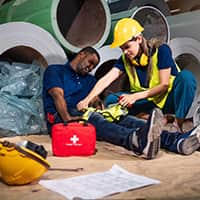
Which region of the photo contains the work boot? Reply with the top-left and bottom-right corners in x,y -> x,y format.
177,125 -> 200,155
131,108 -> 164,159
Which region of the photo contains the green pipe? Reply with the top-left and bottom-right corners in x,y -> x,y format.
0,0 -> 111,53
0,0 -> 51,30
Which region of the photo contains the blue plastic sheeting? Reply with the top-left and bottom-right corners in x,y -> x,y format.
0,61 -> 46,136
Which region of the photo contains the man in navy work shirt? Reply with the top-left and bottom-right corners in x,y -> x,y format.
43,47 -> 99,132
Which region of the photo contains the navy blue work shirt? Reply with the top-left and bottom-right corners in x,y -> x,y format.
42,62 -> 96,115
114,44 -> 179,87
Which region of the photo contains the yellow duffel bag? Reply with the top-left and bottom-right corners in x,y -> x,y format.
0,141 -> 50,185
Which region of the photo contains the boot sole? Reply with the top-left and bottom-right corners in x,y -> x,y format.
179,135 -> 200,155
143,108 -> 164,159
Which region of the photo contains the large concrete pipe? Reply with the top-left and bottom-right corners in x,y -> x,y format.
132,6 -> 170,43
169,37 -> 200,119
0,22 -> 67,67
167,10 -> 200,42
0,0 -> 111,53
106,5 -> 170,45
91,45 -> 122,76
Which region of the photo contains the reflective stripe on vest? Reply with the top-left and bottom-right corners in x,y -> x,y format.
122,49 -> 180,108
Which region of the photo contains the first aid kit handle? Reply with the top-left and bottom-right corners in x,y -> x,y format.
63,119 -> 88,126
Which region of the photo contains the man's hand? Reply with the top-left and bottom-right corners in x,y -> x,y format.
66,115 -> 83,122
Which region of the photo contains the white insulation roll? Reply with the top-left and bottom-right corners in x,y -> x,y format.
90,45 -> 122,76
169,37 -> 200,118
0,22 -> 67,65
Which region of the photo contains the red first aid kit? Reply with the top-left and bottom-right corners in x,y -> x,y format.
51,120 -> 96,156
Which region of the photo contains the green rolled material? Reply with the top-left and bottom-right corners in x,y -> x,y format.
0,0 -> 111,53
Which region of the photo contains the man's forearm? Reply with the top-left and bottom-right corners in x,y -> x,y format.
54,98 -> 71,121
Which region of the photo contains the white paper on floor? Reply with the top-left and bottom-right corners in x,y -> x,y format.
39,164 -> 160,200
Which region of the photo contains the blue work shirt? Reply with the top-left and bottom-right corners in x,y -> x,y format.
42,62 -> 96,115
114,44 -> 179,87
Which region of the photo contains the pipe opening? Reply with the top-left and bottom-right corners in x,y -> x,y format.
175,53 -> 200,95
57,0 -> 107,48
132,6 -> 170,43
175,53 -> 200,71
175,53 -> 200,88
95,59 -> 130,99
175,53 -> 200,119
95,59 -> 117,80
0,46 -> 48,67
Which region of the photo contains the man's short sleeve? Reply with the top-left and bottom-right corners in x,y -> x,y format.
43,65 -> 63,91
86,74 -> 96,90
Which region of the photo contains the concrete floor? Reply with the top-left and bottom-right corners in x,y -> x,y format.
1,120 -> 200,200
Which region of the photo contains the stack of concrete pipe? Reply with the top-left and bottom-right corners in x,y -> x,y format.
0,0 -> 111,54
0,0 -> 171,63
0,0 -> 200,123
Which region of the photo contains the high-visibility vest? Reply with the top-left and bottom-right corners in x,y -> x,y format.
83,104 -> 128,122
122,49 -> 180,108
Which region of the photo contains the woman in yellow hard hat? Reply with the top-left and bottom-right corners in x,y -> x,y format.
77,18 -> 197,132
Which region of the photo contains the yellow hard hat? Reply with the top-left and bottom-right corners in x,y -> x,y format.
0,141 -> 50,185
110,18 -> 144,48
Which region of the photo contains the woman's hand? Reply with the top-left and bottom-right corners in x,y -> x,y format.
77,99 -> 89,111
118,93 -> 138,107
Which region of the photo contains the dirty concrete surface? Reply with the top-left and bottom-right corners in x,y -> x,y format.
0,121 -> 200,200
